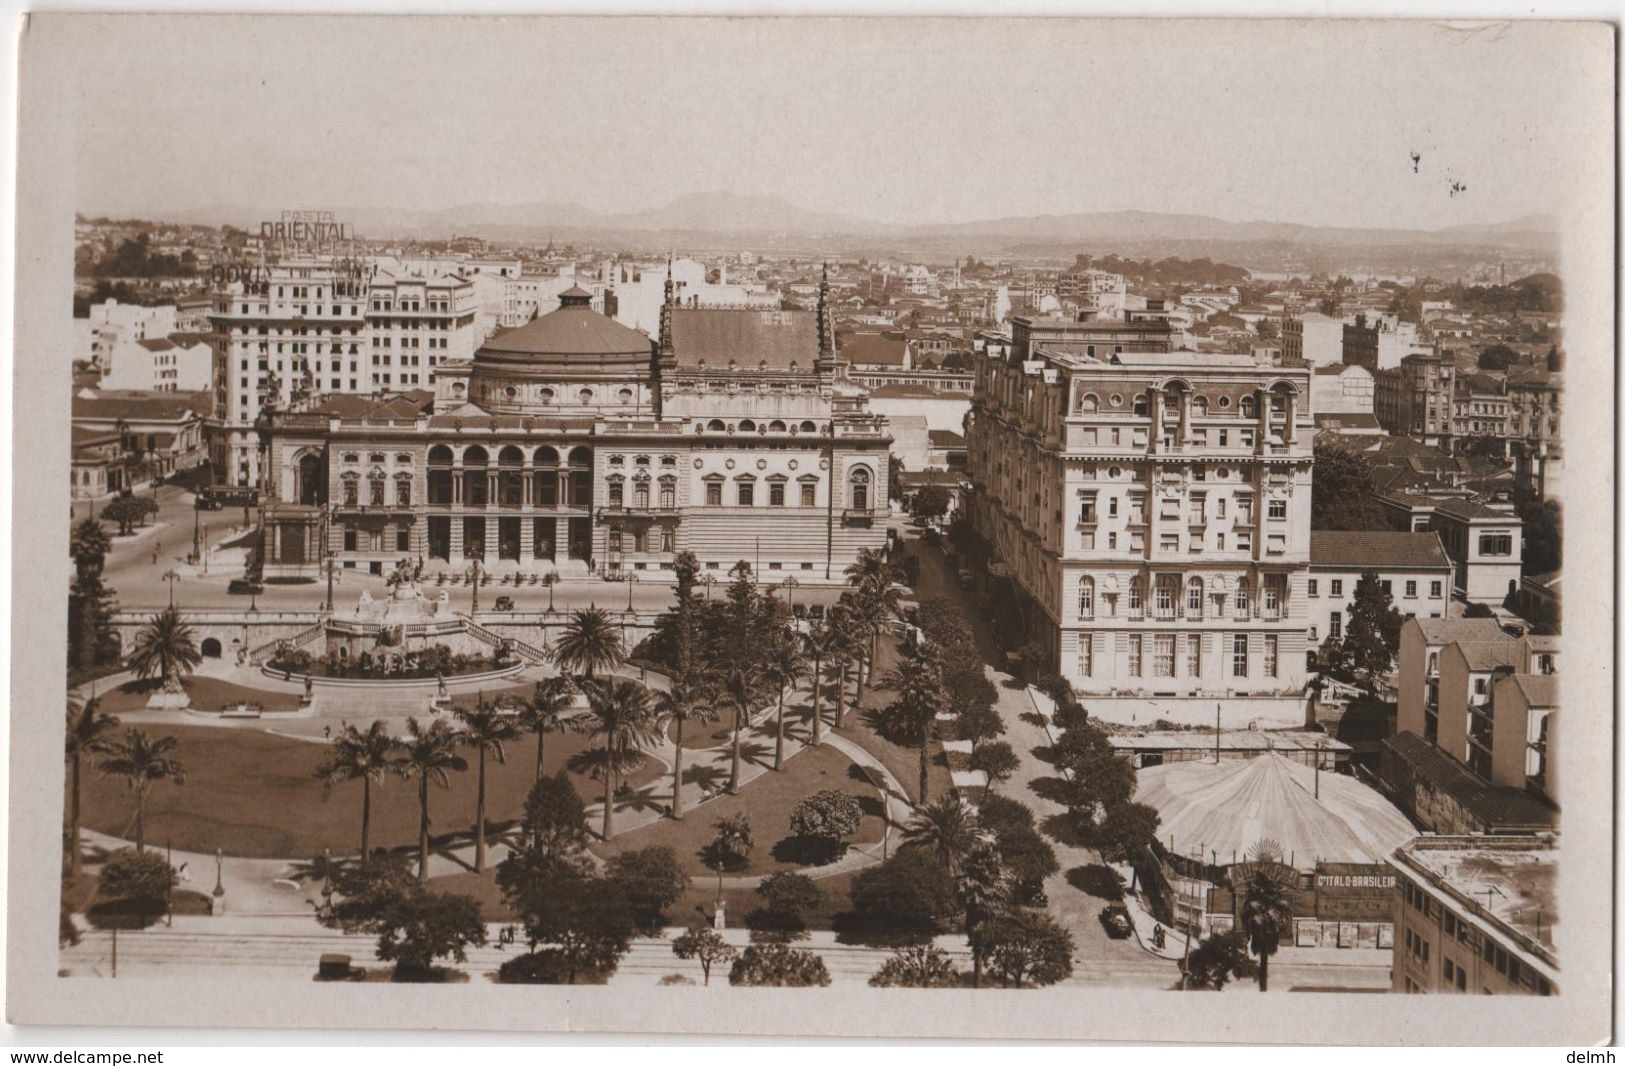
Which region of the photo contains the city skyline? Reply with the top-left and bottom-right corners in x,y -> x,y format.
60,18 -> 1604,232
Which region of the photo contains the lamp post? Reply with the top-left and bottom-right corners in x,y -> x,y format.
161,568 -> 180,608
202,524 -> 210,574
780,576 -> 800,616
212,848 -> 225,914
324,557 -> 336,614
192,505 -> 201,564
625,571 -> 639,612
470,554 -> 483,614
702,574 -> 716,602
166,840 -> 174,927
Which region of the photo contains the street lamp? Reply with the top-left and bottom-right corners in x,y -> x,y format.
469,553 -> 483,614
702,574 -> 716,601
161,568 -> 181,608
780,576 -> 800,616
191,505 -> 201,564
626,571 -> 639,612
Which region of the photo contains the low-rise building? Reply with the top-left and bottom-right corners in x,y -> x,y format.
1305,531 -> 1451,648
71,389 -> 209,482
1309,362 -> 1375,418
1376,492 -> 1523,604
1281,312 -> 1345,367
95,336 -> 212,393
1390,834 -> 1557,995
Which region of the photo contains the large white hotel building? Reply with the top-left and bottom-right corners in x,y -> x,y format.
966,310 -> 1315,724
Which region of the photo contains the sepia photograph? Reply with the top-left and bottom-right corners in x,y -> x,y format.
6,10 -> 1616,1044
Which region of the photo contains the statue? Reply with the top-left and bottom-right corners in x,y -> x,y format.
304,675 -> 314,701
437,672 -> 447,698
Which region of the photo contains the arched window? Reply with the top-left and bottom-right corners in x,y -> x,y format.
1127,576 -> 1143,618
1078,577 -> 1094,619
1078,393 -> 1099,413
534,445 -> 559,466
800,420 -> 817,433
618,388 -> 634,404
769,420 -> 787,432
708,419 -> 726,432
1234,576 -> 1252,619
1427,651 -> 1439,675
1240,395 -> 1256,419
1187,577 -> 1204,619
1133,395 -> 1149,417
658,475 -> 676,510
538,388 -> 554,404
738,419 -> 757,433
1192,397 -> 1209,416
848,467 -> 872,511
578,388 -> 594,404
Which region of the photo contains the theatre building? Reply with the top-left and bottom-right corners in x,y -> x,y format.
257,278 -> 891,580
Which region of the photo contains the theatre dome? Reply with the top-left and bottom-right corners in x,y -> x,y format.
476,286 -> 653,368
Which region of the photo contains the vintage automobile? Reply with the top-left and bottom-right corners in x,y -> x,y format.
492,595 -> 515,612
227,579 -> 264,595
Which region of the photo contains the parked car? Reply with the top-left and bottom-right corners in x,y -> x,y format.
194,494 -> 224,511
492,595 -> 515,612
1099,905 -> 1133,940
227,579 -> 264,595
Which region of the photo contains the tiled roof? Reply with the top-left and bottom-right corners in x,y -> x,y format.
1383,732 -> 1557,830
839,331 -> 909,367
135,338 -> 178,352
1455,639 -> 1521,671
479,300 -> 651,361
1413,617 -> 1513,645
314,392 -> 435,422
927,429 -> 966,449
1509,673 -> 1558,708
670,308 -> 818,371
1310,530 -> 1450,570
1434,498 -> 1515,522
71,391 -> 208,422
1314,413 -> 1382,430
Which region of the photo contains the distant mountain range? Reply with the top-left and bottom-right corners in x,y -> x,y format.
154,192 -> 1558,270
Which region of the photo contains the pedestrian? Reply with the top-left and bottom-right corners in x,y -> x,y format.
323,725 -> 331,740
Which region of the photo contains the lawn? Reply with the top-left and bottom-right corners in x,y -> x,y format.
92,676 -> 303,715
592,741 -> 886,879
75,723 -> 664,860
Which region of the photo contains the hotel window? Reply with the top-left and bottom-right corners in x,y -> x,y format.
1079,492 -> 1098,524
1155,574 -> 1179,618
849,467 -> 871,510
705,479 -> 723,506
1268,498 -> 1287,520
738,479 -> 756,506
1187,634 -> 1202,677
607,479 -> 624,507
1108,496 -> 1120,518
608,530 -> 622,553
343,480 -> 359,507
1405,580 -> 1417,598
1264,635 -> 1278,677
1190,494 -> 1206,524
661,526 -> 675,552
1159,533 -> 1179,553
1130,532 -> 1146,552
1232,635 -> 1249,677
1237,495 -> 1254,522
1129,497 -> 1146,525
396,479 -> 411,507
800,481 -> 816,507
1266,534 -> 1285,554
768,480 -> 786,506
1079,637 -> 1092,677
1153,634 -> 1175,677
1262,575 -> 1284,619
1128,635 -> 1143,676
1234,578 -> 1251,619
1127,577 -> 1143,619
634,481 -> 650,510
1078,577 -> 1094,619
1216,497 -> 1227,519
659,478 -> 676,509
1186,578 -> 1204,618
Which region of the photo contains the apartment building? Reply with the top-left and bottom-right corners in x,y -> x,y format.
966,311 -> 1314,721
1373,352 -> 1456,445
1305,530 -> 1451,648
1390,834 -> 1557,996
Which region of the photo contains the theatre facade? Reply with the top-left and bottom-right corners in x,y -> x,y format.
258,281 -> 892,582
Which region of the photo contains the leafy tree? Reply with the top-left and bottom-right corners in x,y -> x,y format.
98,729 -> 185,851
392,717 -> 469,880
604,847 -> 688,936
503,858 -> 636,984
1097,802 -> 1161,890
715,664 -> 763,796
900,796 -> 981,874
1326,570 -> 1404,687
728,943 -> 831,987
1181,930 -> 1258,990
91,848 -> 175,930
969,741 -> 1020,796
973,909 -> 1075,989
1476,344 -> 1520,371
869,944 -> 962,988
787,789 -> 864,863
987,820 -> 1058,905
747,871 -> 821,941
844,848 -> 959,945
953,701 -> 1006,747
1518,497 -> 1561,576
321,854 -> 420,934
974,794 -> 1037,839
1050,720 -> 1136,826
550,606 -> 625,682
100,495 -> 159,537
912,485 -> 952,520
1238,864 -> 1296,992
453,698 -> 519,872
956,843 -> 1008,987
126,608 -> 202,691
1311,445 -> 1387,531
512,771 -> 591,865
65,696 -> 120,878
700,814 -> 754,904
567,678 -> 658,841
672,923 -> 737,986
517,675 -> 579,782
374,890 -> 487,981
314,720 -> 395,864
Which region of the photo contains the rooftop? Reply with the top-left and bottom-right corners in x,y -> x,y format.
1393,834 -> 1558,956
1383,732 -> 1558,831
1413,616 -> 1516,646
1455,639 -> 1521,671
671,307 -> 818,371
478,295 -> 652,362
1108,729 -> 1352,754
72,390 -> 211,422
1309,530 -> 1450,571
1508,673 -> 1558,708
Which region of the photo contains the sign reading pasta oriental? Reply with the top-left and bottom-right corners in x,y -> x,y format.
260,210 -> 351,248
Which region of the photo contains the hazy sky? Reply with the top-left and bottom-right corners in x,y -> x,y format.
51,16 -> 1609,230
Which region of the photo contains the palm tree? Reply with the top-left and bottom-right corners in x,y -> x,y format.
761,628 -> 808,771
845,547 -> 901,701
702,813 -> 754,906
566,678 -> 659,840
803,618 -> 835,746
880,641 -> 947,804
715,665 -> 761,795
392,718 -> 469,881
825,601 -> 864,730
98,729 -> 185,852
550,606 -> 626,682
314,720 -> 395,864
453,698 -> 520,873
651,679 -> 716,821
1239,864 -> 1295,992
900,796 -> 981,874
517,676 -> 578,781
64,695 -> 121,878
126,607 -> 202,692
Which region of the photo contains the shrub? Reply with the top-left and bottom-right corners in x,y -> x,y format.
746,871 -> 820,941
841,848 -> 958,945
604,847 -> 688,936
728,943 -> 831,987
496,949 -> 611,985
786,790 -> 864,863
869,944 -> 963,988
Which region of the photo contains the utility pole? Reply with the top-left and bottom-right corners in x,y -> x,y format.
1214,702 -> 1222,764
